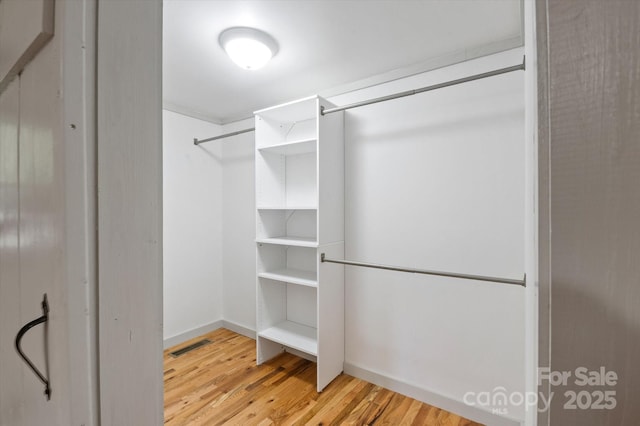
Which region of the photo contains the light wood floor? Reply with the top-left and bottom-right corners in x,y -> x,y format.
164,328 -> 481,425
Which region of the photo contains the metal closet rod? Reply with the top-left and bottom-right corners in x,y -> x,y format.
321,56 -> 525,115
192,56 -> 525,145
194,127 -> 255,145
321,253 -> 526,287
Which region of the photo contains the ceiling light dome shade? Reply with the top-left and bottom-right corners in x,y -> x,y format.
219,27 -> 279,70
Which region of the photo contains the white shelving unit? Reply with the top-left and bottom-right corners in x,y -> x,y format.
255,236 -> 318,248
257,269 -> 318,287
255,95 -> 344,392
258,321 -> 317,356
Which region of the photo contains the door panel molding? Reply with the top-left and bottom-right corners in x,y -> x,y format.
0,0 -> 55,94
0,0 -> 98,424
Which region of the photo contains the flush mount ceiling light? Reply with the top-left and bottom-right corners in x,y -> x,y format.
219,27 -> 279,70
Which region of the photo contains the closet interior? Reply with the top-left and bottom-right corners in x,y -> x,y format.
254,96 -> 345,391
162,1 -> 534,424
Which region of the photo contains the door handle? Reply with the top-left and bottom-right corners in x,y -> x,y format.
15,294 -> 51,400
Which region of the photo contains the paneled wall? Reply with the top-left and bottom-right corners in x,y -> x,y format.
1,1 -> 97,424
538,1 -> 640,424
98,1 -> 163,423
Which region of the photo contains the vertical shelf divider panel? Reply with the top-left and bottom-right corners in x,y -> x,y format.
316,96 -> 345,391
255,95 -> 344,392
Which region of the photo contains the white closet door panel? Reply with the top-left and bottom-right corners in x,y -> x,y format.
0,78 -> 24,426
18,38 -> 72,424
1,2 -> 96,425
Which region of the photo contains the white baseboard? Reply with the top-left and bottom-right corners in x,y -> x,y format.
343,362 -> 522,426
222,320 -> 256,339
163,320 -> 224,349
164,320 -> 257,349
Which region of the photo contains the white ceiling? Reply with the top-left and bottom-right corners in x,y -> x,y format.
163,0 -> 522,124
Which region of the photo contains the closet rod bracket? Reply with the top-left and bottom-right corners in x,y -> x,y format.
194,127 -> 256,145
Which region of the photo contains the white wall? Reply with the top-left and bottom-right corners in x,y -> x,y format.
221,119 -> 256,331
99,1 -> 164,423
168,48 -> 527,423
332,48 -> 526,422
163,110 -> 224,341
215,49 -> 527,423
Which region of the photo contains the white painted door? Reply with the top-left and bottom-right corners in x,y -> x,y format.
0,70 -> 24,426
0,1 -> 97,425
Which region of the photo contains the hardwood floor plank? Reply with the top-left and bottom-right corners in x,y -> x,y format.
399,399 -> 424,425
411,403 -> 434,425
339,384 -> 383,425
224,364 -> 315,425
164,329 -> 482,426
289,374 -> 355,425
374,393 -> 414,425
323,381 -> 376,425
206,356 -> 310,425
352,386 -> 395,424
298,377 -> 363,425
425,405 -> 441,424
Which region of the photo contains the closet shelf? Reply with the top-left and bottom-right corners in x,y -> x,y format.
258,321 -> 317,356
255,95 -> 318,122
258,268 -> 318,287
257,206 -> 317,211
257,138 -> 316,156
256,236 -> 318,248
